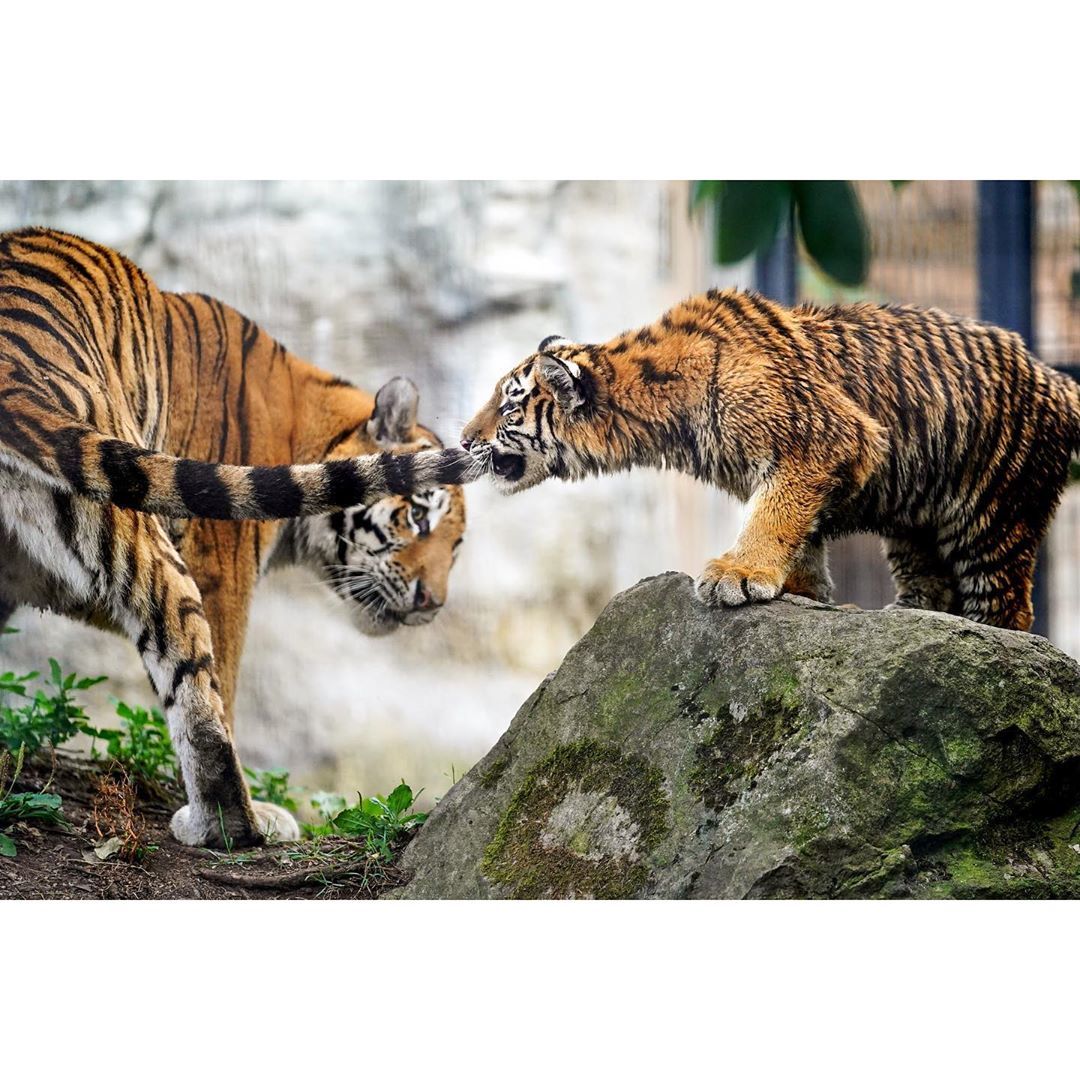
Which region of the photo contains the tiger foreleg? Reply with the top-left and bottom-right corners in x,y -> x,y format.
951,532 -> 1038,632
696,465 -> 835,609
181,520 -> 301,843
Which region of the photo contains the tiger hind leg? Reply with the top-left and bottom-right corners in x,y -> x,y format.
124,519 -> 300,846
950,536 -> 1038,632
884,535 -> 957,614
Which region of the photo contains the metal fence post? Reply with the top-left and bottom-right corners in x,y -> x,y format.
976,181 -> 1045,634
754,202 -> 796,306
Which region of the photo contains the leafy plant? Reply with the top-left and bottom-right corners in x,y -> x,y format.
94,701 -> 179,792
307,782 -> 427,859
0,658 -> 106,755
0,745 -> 69,857
692,180 -> 871,287
245,766 -> 299,814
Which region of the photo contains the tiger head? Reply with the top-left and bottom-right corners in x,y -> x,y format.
460,336 -> 602,494
291,376 -> 466,637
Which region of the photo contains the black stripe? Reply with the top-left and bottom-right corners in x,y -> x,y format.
170,654 -> 214,696
99,439 -> 152,509
381,452 -> 416,495
52,426 -> 86,490
175,459 -> 233,518
250,465 -> 304,518
324,458 -> 368,508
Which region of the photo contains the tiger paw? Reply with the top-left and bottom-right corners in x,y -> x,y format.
251,800 -> 300,843
695,557 -> 786,608
169,801 -> 294,849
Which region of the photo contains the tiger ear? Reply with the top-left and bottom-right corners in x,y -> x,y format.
539,355 -> 586,414
538,334 -> 573,353
367,376 -> 419,446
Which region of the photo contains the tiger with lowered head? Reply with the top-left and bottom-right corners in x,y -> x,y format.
0,227 -> 475,848
462,288 -> 1080,632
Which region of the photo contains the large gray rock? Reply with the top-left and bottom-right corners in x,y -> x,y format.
393,573 -> 1080,898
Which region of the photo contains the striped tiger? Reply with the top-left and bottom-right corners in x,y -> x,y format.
0,226 -> 477,848
461,289 -> 1080,632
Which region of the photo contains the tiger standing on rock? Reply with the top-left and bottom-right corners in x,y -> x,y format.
461,289 -> 1080,632
0,227 -> 477,849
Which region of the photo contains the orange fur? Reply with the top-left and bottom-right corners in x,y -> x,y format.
463,289 -> 1080,631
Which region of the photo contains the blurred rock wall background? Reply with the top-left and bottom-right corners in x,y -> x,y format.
0,181 -> 747,808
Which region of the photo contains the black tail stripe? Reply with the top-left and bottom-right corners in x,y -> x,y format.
382,452 -> 416,494
99,438 -> 153,509
175,459 -> 233,518
324,458 -> 368,508
250,465 -> 304,518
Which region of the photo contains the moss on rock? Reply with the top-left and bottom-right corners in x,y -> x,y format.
689,683 -> 804,812
481,740 -> 669,898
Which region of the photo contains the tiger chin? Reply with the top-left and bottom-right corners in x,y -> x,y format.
462,295 -> 1080,633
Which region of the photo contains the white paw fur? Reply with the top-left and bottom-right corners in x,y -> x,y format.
251,800 -> 300,843
170,801 -> 300,846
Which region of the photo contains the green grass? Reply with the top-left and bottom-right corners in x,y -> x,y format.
0,639 -> 179,855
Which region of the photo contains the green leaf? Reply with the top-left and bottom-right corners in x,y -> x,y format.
0,833 -> 15,857
1069,181 -> 1080,201
690,180 -> 725,208
792,180 -> 869,287
712,181 -> 791,265
333,807 -> 374,836
386,783 -> 414,816
1,627 -> 17,636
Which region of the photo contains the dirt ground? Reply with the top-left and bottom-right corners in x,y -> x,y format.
0,754 -> 407,900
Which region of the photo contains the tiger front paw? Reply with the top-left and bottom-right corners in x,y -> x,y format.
695,557 -> 786,608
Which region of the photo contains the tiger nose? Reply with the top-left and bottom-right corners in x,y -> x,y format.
414,581 -> 441,611
460,437 -> 474,451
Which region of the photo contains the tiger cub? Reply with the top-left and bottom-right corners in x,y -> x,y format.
461,288 -> 1080,632
0,227 -> 475,848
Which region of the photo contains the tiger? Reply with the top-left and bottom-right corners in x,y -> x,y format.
461,288 -> 1080,633
0,226 -> 477,848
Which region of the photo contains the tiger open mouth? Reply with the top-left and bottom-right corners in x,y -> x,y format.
490,449 -> 525,482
